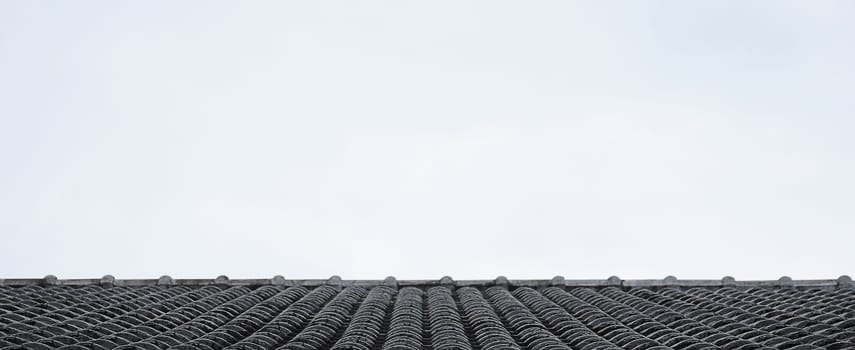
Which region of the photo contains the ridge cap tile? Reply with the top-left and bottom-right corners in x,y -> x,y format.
0,276 -> 850,289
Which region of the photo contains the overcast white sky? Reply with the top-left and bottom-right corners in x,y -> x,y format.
1,1 -> 853,281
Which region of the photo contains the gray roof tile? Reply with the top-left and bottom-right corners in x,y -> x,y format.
0,276 -> 853,349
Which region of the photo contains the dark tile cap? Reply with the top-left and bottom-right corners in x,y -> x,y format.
327,275 -> 343,286
837,275 -> 853,289
43,275 -> 59,286
493,276 -> 509,288
100,275 -> 115,287
382,276 -> 397,288
663,276 -> 678,286
157,275 -> 174,286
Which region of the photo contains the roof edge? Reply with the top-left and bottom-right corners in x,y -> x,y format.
0,275 -> 852,290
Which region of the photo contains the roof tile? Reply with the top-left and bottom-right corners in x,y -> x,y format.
0,277 -> 853,349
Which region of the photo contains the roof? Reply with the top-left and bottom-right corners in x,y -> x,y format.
1,275 -> 854,350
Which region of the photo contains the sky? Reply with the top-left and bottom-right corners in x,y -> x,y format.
1,1 -> 853,281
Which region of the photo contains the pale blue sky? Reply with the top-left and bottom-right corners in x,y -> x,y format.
1,1 -> 853,280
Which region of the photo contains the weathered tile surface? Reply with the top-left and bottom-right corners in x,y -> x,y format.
1,276 -> 853,349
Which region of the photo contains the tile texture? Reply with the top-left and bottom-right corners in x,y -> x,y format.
0,276 -> 854,350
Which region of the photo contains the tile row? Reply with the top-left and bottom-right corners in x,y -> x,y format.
1,283 -> 854,350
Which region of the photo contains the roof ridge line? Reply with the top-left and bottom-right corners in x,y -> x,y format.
0,275 -> 852,289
